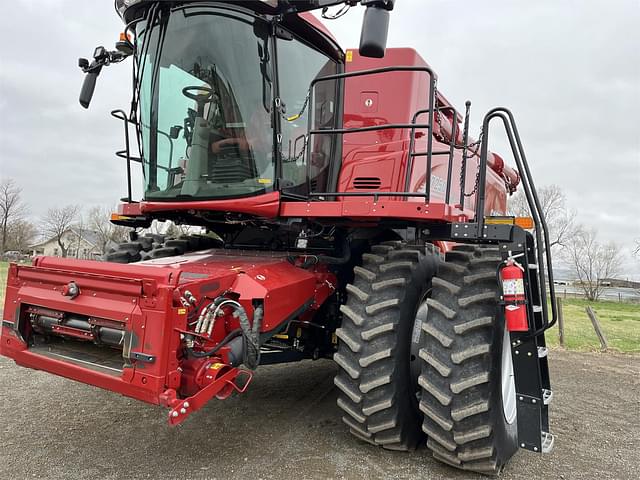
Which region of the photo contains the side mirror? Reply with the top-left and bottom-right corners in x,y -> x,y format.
170,125 -> 183,139
79,71 -> 100,109
78,47 -> 108,109
78,44 -> 129,109
359,4 -> 392,58
293,134 -> 307,160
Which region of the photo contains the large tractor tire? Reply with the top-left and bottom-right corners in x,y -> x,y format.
103,234 -> 222,264
334,240 -> 437,451
417,245 -> 518,475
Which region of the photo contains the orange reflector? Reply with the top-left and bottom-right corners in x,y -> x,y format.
110,213 -> 131,221
484,216 -> 515,225
119,32 -> 127,42
514,217 -> 534,229
484,216 -> 535,229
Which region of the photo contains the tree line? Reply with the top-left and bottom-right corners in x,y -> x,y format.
1,177 -> 129,257
509,184 -> 638,301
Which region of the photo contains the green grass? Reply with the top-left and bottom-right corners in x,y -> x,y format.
1,260 -> 31,308
547,298 -> 640,353
1,260 -> 638,353
0,261 -> 7,305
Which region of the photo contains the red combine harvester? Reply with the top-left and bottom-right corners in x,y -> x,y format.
1,1 -> 558,474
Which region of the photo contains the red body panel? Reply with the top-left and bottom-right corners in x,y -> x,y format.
338,49 -> 508,216
1,251 -> 335,408
122,191 -> 281,218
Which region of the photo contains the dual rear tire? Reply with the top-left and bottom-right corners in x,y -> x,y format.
333,241 -> 437,450
334,242 -> 518,475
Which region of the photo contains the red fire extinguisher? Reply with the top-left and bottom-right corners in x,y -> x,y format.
500,258 -> 528,332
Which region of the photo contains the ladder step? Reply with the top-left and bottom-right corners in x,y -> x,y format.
542,388 -> 553,405
538,346 -> 548,358
541,431 -> 555,453
528,263 -> 538,270
533,305 -> 543,313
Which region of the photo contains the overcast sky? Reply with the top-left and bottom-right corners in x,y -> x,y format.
0,0 -> 638,273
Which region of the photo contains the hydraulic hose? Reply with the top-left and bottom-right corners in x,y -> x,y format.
189,328 -> 243,358
234,304 -> 263,370
189,302 -> 263,370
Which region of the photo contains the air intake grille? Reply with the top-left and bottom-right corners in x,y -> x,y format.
353,177 -> 382,190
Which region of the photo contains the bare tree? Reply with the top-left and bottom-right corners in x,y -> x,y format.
5,219 -> 37,252
41,205 -> 80,258
508,184 -> 576,250
0,178 -> 28,254
72,211 -> 88,258
88,206 -> 129,255
563,227 -> 622,301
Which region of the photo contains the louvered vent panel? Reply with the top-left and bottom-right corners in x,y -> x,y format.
352,177 -> 382,190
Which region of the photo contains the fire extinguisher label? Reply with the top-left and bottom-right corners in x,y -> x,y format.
503,279 -> 525,296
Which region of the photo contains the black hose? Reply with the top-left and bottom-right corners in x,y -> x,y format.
188,302 -> 263,371
189,328 -> 243,358
287,255 -> 319,269
318,237 -> 351,265
234,304 -> 262,370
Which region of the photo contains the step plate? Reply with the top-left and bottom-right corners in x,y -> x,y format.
541,431 -> 555,453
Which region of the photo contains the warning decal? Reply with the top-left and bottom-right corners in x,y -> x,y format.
502,279 -> 525,296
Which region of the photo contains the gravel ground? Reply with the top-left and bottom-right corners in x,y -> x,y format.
0,349 -> 638,480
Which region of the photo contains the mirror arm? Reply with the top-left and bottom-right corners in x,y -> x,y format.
360,0 -> 395,10
78,46 -> 130,109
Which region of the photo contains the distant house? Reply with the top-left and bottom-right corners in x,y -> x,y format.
31,228 -> 108,260
601,278 -> 640,289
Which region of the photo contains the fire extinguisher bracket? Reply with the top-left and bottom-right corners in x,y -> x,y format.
500,260 -> 530,332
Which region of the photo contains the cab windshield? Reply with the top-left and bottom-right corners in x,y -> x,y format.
136,6 -> 274,200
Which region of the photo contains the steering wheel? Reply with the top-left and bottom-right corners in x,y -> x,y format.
182,86 -> 215,117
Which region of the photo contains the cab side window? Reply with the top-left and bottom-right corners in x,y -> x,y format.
277,37 -> 339,194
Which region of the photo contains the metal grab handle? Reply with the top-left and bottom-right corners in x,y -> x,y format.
478,108 -> 557,333
111,109 -> 133,203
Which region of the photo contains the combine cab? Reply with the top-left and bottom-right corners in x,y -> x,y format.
1,1 -> 557,474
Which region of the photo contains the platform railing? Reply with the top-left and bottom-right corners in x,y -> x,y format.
304,66 -> 473,209
304,68 -> 557,333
